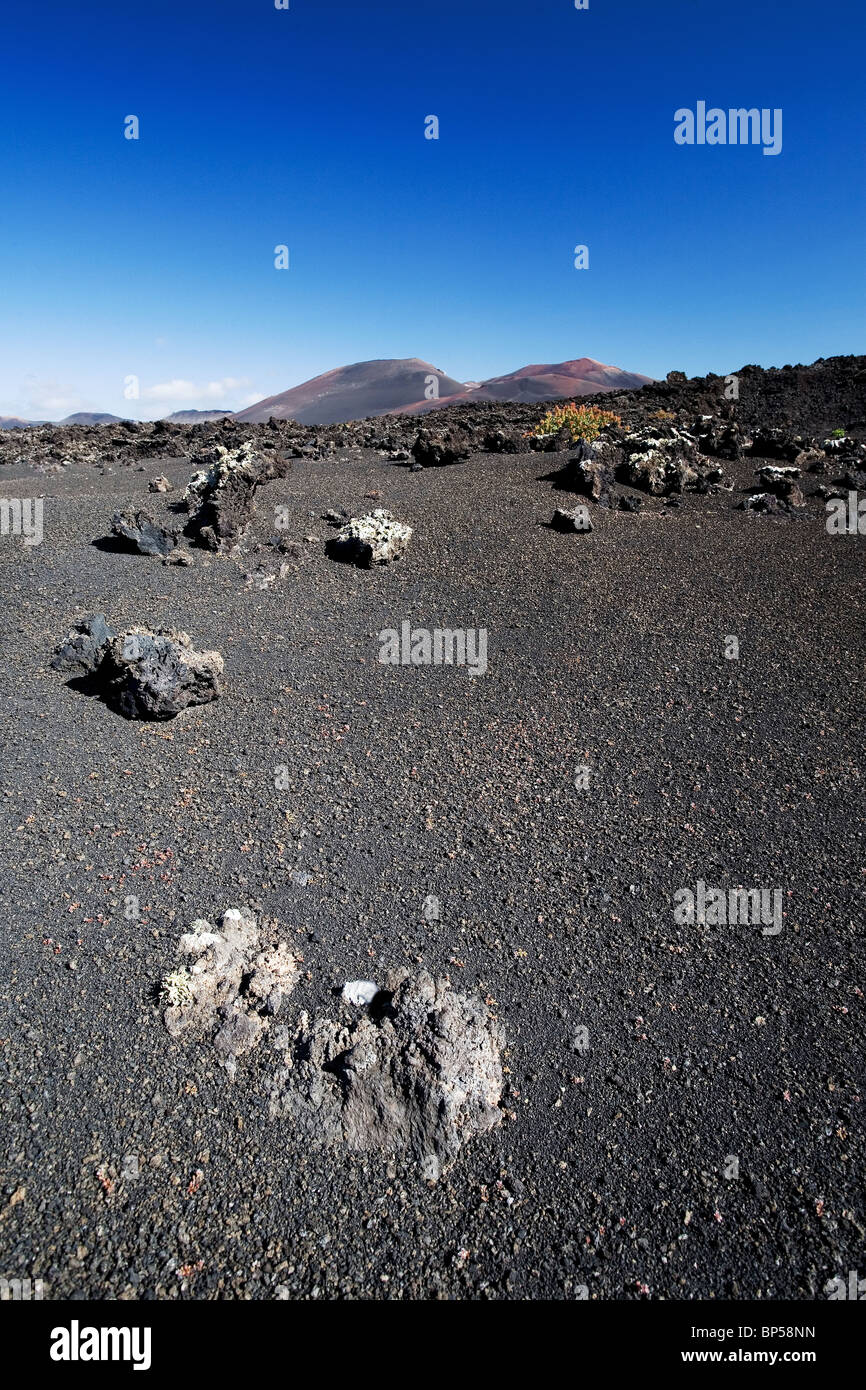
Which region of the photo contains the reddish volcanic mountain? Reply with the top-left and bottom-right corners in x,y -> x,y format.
395,358 -> 654,414
234,358 -> 465,426
235,355 -> 653,425
477,357 -> 653,399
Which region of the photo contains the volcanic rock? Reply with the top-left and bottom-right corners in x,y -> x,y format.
269,969 -> 504,1177
99,627 -> 224,720
110,509 -> 177,556
696,419 -> 742,460
737,492 -> 785,515
164,909 -> 299,1072
330,509 -> 413,566
50,614 -> 117,675
551,505 -> 593,533
183,441 -> 291,550
530,426 -> 576,453
341,980 -> 380,1008
411,428 -> 471,468
553,439 -> 620,506
823,436 -> 866,463
482,428 -> 521,454
617,427 -> 700,495
747,429 -> 814,465
755,465 -> 805,506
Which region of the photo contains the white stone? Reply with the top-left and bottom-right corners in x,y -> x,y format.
341,980 -> 380,1007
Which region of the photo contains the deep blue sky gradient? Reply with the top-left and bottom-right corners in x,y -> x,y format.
1,0 -> 863,417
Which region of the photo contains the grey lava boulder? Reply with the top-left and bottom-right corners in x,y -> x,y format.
101,627 -> 224,719
50,615 -> 117,675
411,428 -> 471,468
111,508 -> 177,556
617,426 -> 700,495
269,968 -> 504,1178
755,464 -> 805,506
184,441 -> 291,550
552,505 -> 593,533
52,617 -> 223,720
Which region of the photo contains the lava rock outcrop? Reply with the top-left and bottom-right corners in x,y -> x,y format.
51,618 -> 223,719
269,968 -> 504,1178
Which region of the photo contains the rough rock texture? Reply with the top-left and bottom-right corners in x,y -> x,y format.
411,428 -> 471,468
618,494 -> 644,512
797,448 -> 828,474
52,618 -> 224,719
50,614 -> 116,674
269,969 -> 504,1178
183,441 -> 291,550
529,426 -> 576,453
746,429 -> 814,465
696,418 -> 742,460
823,435 -> 866,464
616,426 -> 700,495
737,492 -> 785,515
572,459 -> 617,505
341,980 -> 379,1007
110,508 -> 177,556
101,627 -> 224,719
149,474 -> 173,493
163,908 -> 299,1075
482,428 -> 521,454
551,505 -> 593,533
613,425 -> 730,496
755,465 -> 805,506
330,509 -> 413,566
551,439 -> 619,506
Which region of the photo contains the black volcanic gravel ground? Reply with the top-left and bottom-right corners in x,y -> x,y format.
0,439 -> 863,1301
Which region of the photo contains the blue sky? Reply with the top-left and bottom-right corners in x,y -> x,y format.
1,0 -> 863,418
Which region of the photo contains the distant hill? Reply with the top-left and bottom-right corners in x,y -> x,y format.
393,358 -> 654,414
161,409 -> 236,423
1,411 -> 126,428
59,412 -> 125,425
237,355 -> 653,425
234,359 -> 467,425
0,416 -> 41,430
1,356 -> 654,431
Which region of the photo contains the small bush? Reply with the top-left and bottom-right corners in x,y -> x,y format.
529,402 -> 621,443
831,427 -> 846,439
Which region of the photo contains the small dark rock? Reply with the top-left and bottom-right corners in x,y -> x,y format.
111,509 -> 177,556
50,615 -> 116,674
411,428 -> 471,468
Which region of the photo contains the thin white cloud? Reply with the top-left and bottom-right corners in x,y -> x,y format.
141,377 -> 254,403
21,378 -> 83,415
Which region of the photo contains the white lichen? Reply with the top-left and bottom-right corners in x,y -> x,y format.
161,969 -> 194,1007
